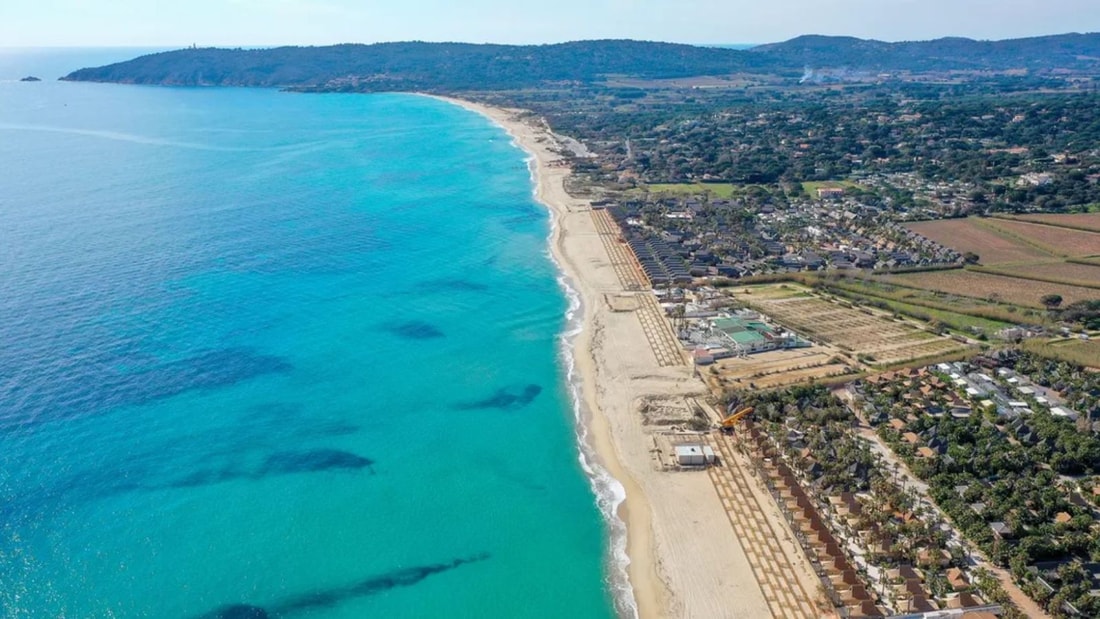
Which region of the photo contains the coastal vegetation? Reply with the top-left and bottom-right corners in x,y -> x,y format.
62,34 -> 1100,90
861,353 -> 1100,616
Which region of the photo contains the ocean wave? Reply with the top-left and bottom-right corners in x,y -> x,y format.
532,165 -> 640,619
440,94 -> 640,618
556,269 -> 640,619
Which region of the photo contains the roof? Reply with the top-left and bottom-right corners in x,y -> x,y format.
728,330 -> 766,344
675,445 -> 704,456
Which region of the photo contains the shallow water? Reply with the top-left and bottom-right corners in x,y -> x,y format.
0,63 -> 615,618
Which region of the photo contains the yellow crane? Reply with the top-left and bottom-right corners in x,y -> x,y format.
720,406 -> 753,432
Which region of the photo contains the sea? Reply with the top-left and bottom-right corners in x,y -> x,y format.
0,49 -> 626,618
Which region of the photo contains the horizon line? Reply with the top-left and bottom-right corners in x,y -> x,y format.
2,31 -> 1100,51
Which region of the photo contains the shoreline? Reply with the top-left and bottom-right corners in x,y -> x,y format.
430,95 -> 781,619
427,94 -> 662,619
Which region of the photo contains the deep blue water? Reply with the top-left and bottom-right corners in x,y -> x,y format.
0,53 -> 617,618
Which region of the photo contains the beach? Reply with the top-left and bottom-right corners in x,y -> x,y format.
434,96 -> 785,618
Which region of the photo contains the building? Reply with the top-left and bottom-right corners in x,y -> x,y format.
709,315 -> 809,355
675,444 -> 716,467
817,187 -> 847,199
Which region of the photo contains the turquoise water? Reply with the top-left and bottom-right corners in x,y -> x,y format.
0,61 -> 618,618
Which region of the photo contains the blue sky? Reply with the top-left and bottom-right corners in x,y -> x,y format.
2,0 -> 1098,47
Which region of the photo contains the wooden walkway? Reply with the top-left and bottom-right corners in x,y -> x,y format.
706,433 -> 820,619
590,209 -> 685,367
590,209 -> 647,291
636,293 -> 686,367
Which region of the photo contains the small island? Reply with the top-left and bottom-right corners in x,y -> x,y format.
20,76 -> 42,82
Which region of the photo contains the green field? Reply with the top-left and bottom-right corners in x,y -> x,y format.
811,276 -> 1020,334
1022,338 -> 1100,368
643,183 -> 771,199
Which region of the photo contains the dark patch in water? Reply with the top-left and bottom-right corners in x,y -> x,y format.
206,605 -> 270,619
168,449 -> 374,488
501,211 -> 541,231
419,278 -> 490,293
454,384 -> 542,411
197,554 -> 489,618
169,466 -> 249,489
257,449 -> 375,477
0,347 -> 293,433
383,320 -> 445,340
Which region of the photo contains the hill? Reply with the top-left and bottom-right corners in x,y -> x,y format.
60,40 -> 775,90
61,33 -> 1100,91
753,32 -> 1100,71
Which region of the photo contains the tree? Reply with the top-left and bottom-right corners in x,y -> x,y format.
962,252 -> 980,264
1040,294 -> 1063,310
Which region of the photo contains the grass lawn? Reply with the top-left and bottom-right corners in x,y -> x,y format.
644,183 -> 772,199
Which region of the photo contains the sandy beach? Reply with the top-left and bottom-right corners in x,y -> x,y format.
430,95 -> 798,618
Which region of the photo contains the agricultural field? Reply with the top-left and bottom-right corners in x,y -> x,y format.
882,270 -> 1099,308
906,218 -> 1053,265
735,285 -> 969,367
700,348 -> 852,392
979,261 -> 1100,289
1022,338 -> 1100,368
1009,212 -> 1100,233
981,218 -> 1100,257
815,278 -> 1015,332
902,216 -> 1100,311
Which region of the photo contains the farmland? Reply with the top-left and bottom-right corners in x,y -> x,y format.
900,216 -> 1099,311
1008,212 -> 1100,233
906,218 -> 1052,265
980,218 -> 1100,257
881,270 -> 1099,308
979,261 -> 1100,289
1022,337 -> 1100,368
810,276 -> 1018,332
735,284 -> 970,367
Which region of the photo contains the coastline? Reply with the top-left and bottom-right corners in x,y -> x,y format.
429,94 -> 661,618
430,95 -> 778,619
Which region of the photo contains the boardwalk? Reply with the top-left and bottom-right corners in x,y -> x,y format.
591,209 -> 685,367
706,433 -> 822,619
591,209 -> 646,291
636,292 -> 686,367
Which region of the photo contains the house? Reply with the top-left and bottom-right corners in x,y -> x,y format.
917,548 -> 951,568
990,522 -> 1014,539
946,567 -> 970,591
817,187 -> 846,199
946,592 -> 984,609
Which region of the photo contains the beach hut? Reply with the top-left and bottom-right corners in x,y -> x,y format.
675,444 -> 713,466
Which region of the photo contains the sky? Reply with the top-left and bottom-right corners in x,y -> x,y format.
2,0 -> 1099,47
